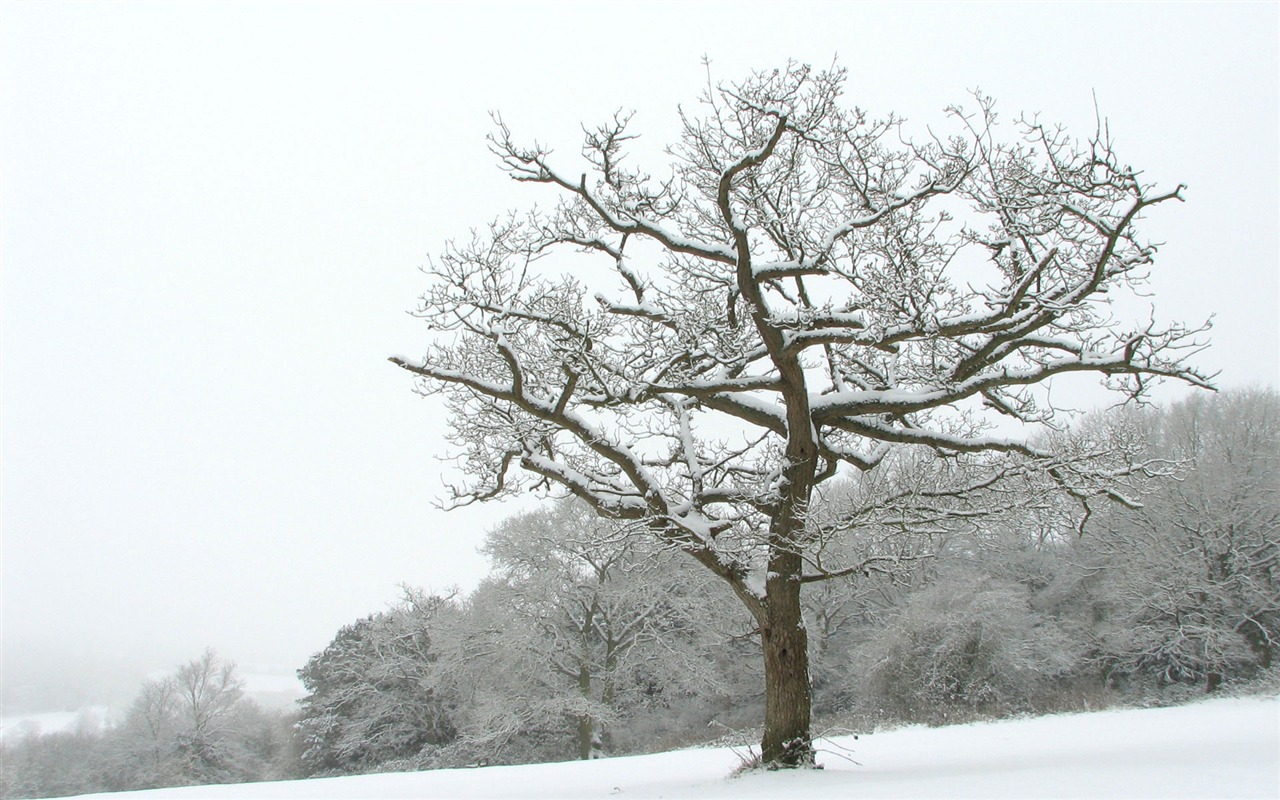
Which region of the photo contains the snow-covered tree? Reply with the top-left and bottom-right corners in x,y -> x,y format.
0,726 -> 110,799
392,62 -> 1210,766
111,674 -> 183,788
434,501 -> 738,763
1086,388 -> 1280,689
106,650 -> 273,789
169,649 -> 251,783
296,593 -> 458,775
856,570 -> 1080,723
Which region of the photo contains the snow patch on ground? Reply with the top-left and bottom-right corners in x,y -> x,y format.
0,706 -> 110,742
68,695 -> 1279,799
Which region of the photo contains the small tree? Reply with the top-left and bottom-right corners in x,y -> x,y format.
475,500 -> 731,760
392,62 -> 1209,766
110,650 -> 266,788
113,675 -> 183,788
170,649 -> 248,783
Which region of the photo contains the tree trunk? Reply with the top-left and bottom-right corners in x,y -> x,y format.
577,665 -> 594,760
577,713 -> 595,760
760,553 -> 815,767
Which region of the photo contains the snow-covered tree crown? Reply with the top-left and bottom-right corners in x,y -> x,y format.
392,62 -> 1210,606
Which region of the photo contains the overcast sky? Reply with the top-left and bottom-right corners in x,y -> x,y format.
3,1 -> 1277,697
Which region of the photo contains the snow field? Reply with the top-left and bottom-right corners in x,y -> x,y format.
69,695 -> 1278,799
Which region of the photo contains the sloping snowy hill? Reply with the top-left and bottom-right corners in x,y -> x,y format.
75,695 -> 1278,799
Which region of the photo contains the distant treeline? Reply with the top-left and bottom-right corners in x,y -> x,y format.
1,649 -> 298,799
4,389 -> 1277,798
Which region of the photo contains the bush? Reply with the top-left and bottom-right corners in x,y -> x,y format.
853,574 -> 1080,724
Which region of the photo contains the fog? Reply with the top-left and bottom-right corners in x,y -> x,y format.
2,1 -> 1276,712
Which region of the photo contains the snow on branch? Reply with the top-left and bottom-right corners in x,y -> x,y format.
394,61 -> 1213,635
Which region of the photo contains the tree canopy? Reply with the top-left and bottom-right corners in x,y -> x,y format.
393,61 -> 1210,766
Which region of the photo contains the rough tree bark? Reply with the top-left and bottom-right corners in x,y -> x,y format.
761,555 -> 813,764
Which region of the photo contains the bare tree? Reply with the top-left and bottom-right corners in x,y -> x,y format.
477,500 -> 731,760
168,649 -> 249,783
113,675 -> 182,788
392,62 -> 1210,766
106,650 -> 267,788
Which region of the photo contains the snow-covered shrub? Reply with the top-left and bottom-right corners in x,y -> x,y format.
854,574 -> 1078,724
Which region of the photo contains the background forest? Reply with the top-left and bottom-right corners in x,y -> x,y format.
3,388 -> 1277,798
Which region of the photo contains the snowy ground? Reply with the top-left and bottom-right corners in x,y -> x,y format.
74,695 -> 1278,799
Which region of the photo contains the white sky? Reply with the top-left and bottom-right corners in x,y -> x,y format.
3,1 -> 1277,689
